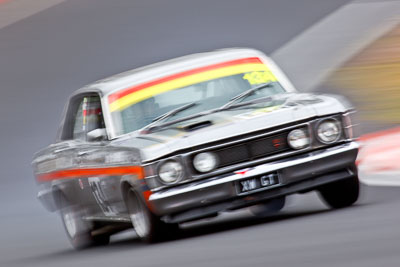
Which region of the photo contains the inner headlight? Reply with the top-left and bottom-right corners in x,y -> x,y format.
317,119 -> 341,143
158,160 -> 183,184
287,128 -> 310,149
193,152 -> 218,173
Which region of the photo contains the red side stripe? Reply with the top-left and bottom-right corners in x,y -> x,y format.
37,166 -> 144,182
108,57 -> 263,103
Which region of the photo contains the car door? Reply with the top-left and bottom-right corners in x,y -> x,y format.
39,93 -> 138,219
55,95 -> 97,210
72,94 -> 131,217
33,95 -> 92,210
72,94 -> 117,216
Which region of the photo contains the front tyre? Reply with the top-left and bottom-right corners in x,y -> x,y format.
60,196 -> 110,249
318,174 -> 360,209
126,188 -> 178,243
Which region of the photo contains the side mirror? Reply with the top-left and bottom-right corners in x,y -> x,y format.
87,128 -> 108,142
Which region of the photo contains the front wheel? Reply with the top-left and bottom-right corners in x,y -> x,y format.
126,188 -> 179,243
318,175 -> 360,209
59,196 -> 110,249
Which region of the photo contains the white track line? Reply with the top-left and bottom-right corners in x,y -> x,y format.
0,0 -> 65,30
271,0 -> 400,92
360,173 -> 400,187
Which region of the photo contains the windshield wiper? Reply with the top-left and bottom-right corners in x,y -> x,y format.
142,102 -> 198,132
152,102 -> 198,123
219,82 -> 272,109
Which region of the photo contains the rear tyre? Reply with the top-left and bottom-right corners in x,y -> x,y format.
59,195 -> 110,249
318,174 -> 359,209
126,188 -> 179,243
250,196 -> 285,217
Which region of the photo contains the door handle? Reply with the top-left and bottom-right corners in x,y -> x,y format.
77,150 -> 95,157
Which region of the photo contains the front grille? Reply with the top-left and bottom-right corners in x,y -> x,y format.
191,131 -> 292,172
215,132 -> 290,168
249,133 -> 289,157
216,143 -> 251,166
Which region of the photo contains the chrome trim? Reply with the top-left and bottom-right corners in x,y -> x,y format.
341,111 -> 358,141
82,216 -> 131,222
149,142 -> 359,201
149,142 -> 316,192
344,125 -> 358,129
342,109 -> 357,116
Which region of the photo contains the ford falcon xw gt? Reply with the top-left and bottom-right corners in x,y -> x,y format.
33,48 -> 359,249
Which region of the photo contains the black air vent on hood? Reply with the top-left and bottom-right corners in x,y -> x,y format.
178,120 -> 213,132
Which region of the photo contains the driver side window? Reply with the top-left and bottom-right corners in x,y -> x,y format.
65,94 -> 105,141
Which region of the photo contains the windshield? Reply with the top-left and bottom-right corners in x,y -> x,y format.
107,58 -> 286,136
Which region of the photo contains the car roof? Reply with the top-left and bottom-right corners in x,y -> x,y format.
73,48 -> 292,97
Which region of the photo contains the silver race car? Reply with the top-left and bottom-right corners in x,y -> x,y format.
33,48 -> 359,249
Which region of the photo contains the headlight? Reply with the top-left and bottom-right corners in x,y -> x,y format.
287,128 -> 310,149
158,160 -> 183,184
193,152 -> 218,173
317,119 -> 341,143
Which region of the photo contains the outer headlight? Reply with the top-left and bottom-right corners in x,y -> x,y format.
317,119 -> 341,143
287,128 -> 310,149
158,160 -> 183,184
193,152 -> 218,173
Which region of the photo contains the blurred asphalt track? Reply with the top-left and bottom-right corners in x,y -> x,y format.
1,1 -> 400,266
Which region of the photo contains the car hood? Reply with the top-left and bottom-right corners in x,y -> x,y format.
112,93 -> 351,162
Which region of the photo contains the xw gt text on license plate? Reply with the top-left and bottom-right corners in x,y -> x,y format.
236,173 -> 279,195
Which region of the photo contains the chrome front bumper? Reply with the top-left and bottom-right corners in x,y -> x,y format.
149,142 -> 359,221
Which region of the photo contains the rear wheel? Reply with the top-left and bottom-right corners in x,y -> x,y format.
59,195 -> 110,249
318,174 -> 359,209
126,188 -> 179,243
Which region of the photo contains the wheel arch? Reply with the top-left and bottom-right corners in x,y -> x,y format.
120,174 -> 142,204
51,184 -> 70,210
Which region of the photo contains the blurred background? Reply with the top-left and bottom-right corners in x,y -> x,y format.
1,0 -> 399,266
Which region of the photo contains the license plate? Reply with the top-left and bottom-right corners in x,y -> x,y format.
235,173 -> 279,195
